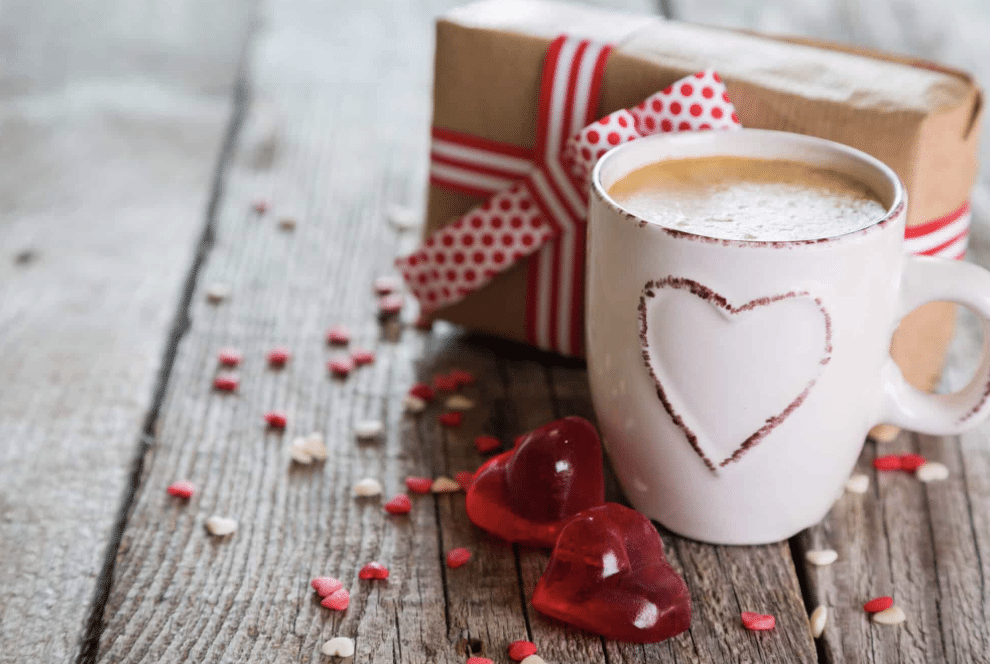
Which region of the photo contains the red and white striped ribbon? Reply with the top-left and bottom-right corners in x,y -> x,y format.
904,201 -> 971,259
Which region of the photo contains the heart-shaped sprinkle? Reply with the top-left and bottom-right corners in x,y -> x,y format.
872,605 -> 906,625
353,478 -> 383,497
409,383 -> 435,402
445,395 -> 475,411
474,435 -> 502,454
916,461 -> 949,482
507,640 -> 537,661
358,562 -> 390,580
214,375 -> 239,391
217,348 -> 242,366
351,348 -> 375,365
805,549 -> 838,566
466,417 -> 605,547
355,420 -> 383,439
404,395 -> 427,413
466,659 -> 493,664
167,481 -> 195,499
431,476 -> 460,493
387,204 -> 419,230
205,516 -> 237,536
267,347 -> 291,366
378,294 -> 404,315
321,637 -> 355,657
329,357 -> 354,377
532,503 -> 690,643
205,283 -> 230,303
845,474 -> 869,494
322,588 -> 350,611
899,453 -> 926,472
873,455 -> 901,471
311,577 -> 343,597
863,596 -> 893,613
300,433 -> 328,461
264,411 -> 287,428
741,612 -> 775,631
288,440 -> 313,464
439,412 -> 462,427
277,216 -> 296,231
327,325 -> 351,345
809,605 -> 827,638
446,547 -> 471,568
433,374 -> 459,392
520,657 -> 546,664
405,476 -> 432,494
449,368 -> 476,386
384,494 -> 412,515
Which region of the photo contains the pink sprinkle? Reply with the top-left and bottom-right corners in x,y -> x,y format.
351,348 -> 375,365
329,357 -> 354,377
864,596 -> 894,613
252,198 -> 270,214
217,348 -> 242,367
167,481 -> 195,499
474,435 -> 502,454
373,275 -> 402,295
455,471 -> 474,490
409,383 -> 435,402
327,325 -> 351,345
466,659 -> 494,664
267,347 -> 291,366
900,453 -> 927,472
449,368 -> 476,386
213,375 -> 239,391
741,612 -> 776,631
439,412 -> 462,428
874,455 -> 901,471
508,641 -> 537,661
384,494 -> 412,515
358,561 -> 390,580
378,294 -> 404,315
264,410 -> 287,428
433,374 -> 458,392
446,547 -> 471,569
405,476 -> 432,494
311,577 -> 343,597
322,588 -> 350,611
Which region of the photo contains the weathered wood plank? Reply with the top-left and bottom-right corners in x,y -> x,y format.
671,0 -> 990,660
0,0 -> 252,660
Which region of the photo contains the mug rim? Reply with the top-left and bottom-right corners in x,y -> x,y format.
590,128 -> 906,247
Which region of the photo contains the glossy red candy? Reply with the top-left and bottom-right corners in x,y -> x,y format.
465,417 -> 605,547
532,503 -> 691,644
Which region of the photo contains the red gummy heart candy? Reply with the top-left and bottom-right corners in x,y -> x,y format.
465,417 -> 605,547
532,503 -> 691,644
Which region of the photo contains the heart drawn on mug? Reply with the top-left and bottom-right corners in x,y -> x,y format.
638,277 -> 833,472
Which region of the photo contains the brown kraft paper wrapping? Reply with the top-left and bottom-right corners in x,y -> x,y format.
424,0 -> 984,437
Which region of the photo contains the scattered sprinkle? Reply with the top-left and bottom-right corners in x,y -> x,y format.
863,596 -> 893,613
405,477 -> 432,494
445,395 -> 475,411
289,439 -> 313,464
916,461 -> 949,482
321,588 -> 350,611
449,368 -> 476,386
277,216 -> 296,231
873,455 -> 901,471
378,294 -> 404,315
213,375 -> 239,391
404,395 -> 427,413
327,325 -> 351,345
167,481 -> 195,499
358,561 -> 390,580
329,357 -> 355,377
466,659 -> 494,664
387,204 -> 419,230
384,494 -> 412,515
872,605 -> 906,625
205,515 -> 237,536
321,637 -> 355,657
267,347 -> 291,366
433,374 -> 458,392
205,284 -> 231,304
520,657 -> 547,664
355,419 -> 383,439
508,640 -> 537,661
351,348 -> 375,365
899,453 -> 927,472
311,577 -> 343,597
252,198 -> 270,214
810,605 -> 827,638
374,275 -> 402,295
474,435 -> 502,454
446,547 -> 471,569
264,410 -> 287,428
805,549 -> 838,566
741,612 -> 775,631
301,432 -> 329,461
353,478 -> 383,497
431,476 -> 460,493
845,473 -> 869,494
217,348 -> 242,367
439,412 -> 463,428
455,471 -> 474,490
409,383 -> 435,402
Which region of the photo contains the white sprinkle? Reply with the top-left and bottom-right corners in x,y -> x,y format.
205,284 -> 230,304
404,395 -> 427,414
845,474 -> 869,494
916,461 -> 949,482
289,439 -> 313,464
633,600 -> 659,629
520,657 -> 547,664
374,275 -> 403,294
445,395 -> 475,411
872,605 -> 907,625
353,478 -> 383,497
301,432 -> 329,461
387,205 -> 419,230
277,216 -> 297,231
810,605 -> 827,638
321,636 -> 355,657
205,516 -> 237,536
805,549 -> 838,566
601,551 -> 619,578
354,420 -> 383,439
431,476 -> 460,493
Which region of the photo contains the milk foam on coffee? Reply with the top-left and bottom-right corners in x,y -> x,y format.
607,156 -> 886,241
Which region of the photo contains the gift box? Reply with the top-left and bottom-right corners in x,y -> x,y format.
403,0 -> 983,431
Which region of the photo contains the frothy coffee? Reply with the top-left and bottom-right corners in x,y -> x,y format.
607,156 -> 886,241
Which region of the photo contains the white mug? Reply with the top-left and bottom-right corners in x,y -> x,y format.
586,129 -> 990,545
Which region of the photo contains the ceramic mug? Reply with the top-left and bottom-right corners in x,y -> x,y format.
586,128 -> 990,545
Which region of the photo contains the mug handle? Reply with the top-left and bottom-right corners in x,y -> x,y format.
881,255 -> 990,434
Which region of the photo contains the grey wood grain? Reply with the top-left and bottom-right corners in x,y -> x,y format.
0,0 -> 252,661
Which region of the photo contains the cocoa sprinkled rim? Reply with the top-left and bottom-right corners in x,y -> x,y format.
591,128 -> 906,248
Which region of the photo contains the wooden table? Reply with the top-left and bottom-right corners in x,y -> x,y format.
1,0 -> 987,661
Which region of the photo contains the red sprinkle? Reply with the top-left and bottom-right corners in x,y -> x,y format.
466,659 -> 494,664
358,562 -> 390,580
741,612 -> 776,631
311,577 -> 343,597
252,198 -> 270,214
474,435 -> 502,454
863,596 -> 894,613
167,481 -> 195,499
507,641 -> 537,661
900,453 -> 927,472
405,476 -> 433,494
409,383 -> 435,402
439,412 -> 463,428
213,375 -> 239,391
264,410 -> 287,428
378,294 -> 404,315
326,325 -> 351,345
433,374 -> 459,392
455,471 -> 474,490
873,455 -> 902,471
267,347 -> 291,366
449,368 -> 476,386
217,348 -> 242,367
446,547 -> 471,569
328,357 -> 354,377
351,348 -> 375,365
384,494 -> 412,515
322,588 -> 350,611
